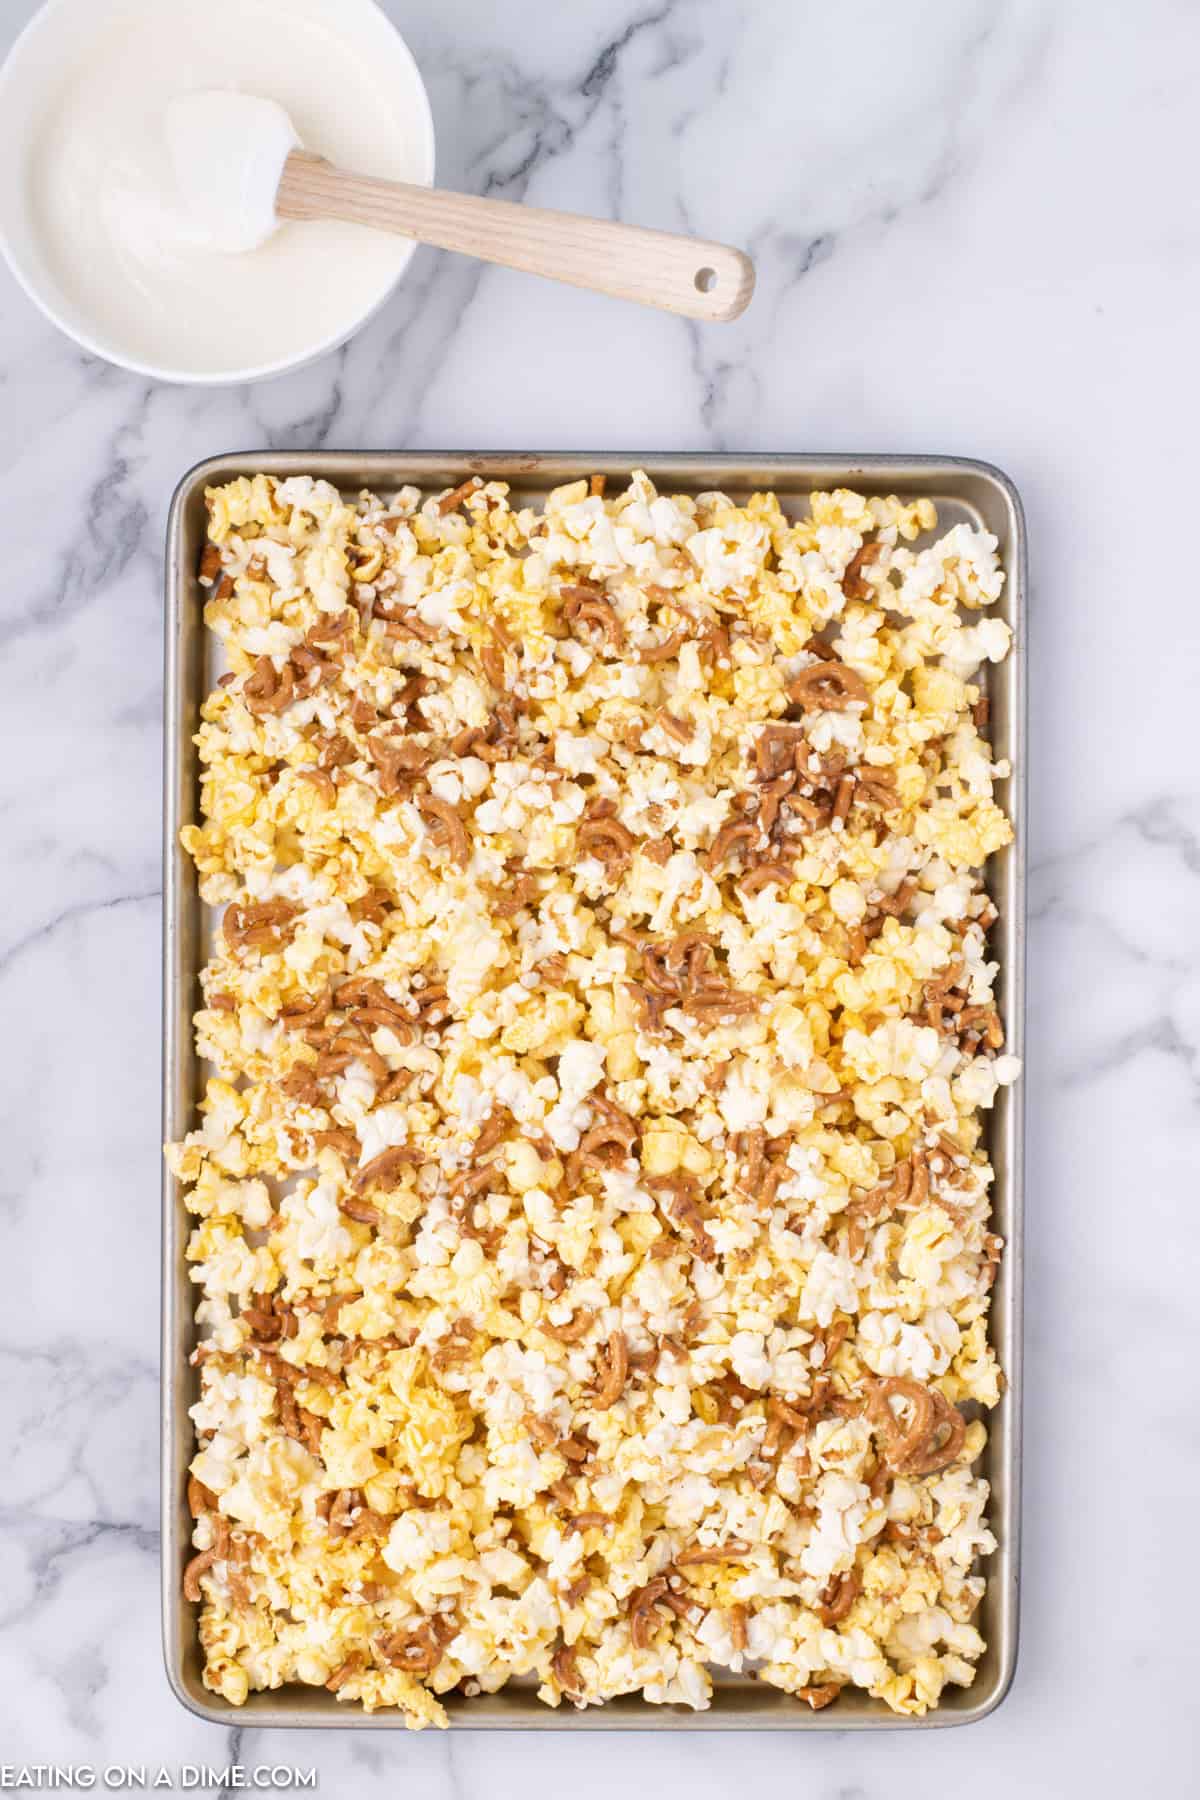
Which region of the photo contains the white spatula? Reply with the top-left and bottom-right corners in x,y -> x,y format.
166,90 -> 755,323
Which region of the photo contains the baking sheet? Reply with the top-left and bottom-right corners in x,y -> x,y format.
162,453 -> 1026,1729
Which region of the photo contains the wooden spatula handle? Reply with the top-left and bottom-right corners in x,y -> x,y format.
277,152 -> 754,323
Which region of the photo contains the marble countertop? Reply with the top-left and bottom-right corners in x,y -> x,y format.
2,0 -> 1197,1793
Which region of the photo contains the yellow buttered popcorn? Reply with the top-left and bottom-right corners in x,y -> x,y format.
169,471 -> 1018,1727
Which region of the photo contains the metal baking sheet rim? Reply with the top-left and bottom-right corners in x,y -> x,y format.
162,451 -> 1026,1731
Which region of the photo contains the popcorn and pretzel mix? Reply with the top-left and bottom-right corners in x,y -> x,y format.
168,469 -> 1019,1725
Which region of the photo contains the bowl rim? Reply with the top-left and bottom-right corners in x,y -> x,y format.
0,0 -> 436,385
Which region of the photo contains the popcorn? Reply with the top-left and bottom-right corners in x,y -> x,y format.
172,472 -> 1018,1725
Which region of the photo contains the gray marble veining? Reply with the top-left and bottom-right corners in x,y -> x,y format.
1,0 -> 1197,1793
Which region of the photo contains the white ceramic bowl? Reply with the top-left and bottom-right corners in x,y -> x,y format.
0,0 -> 435,384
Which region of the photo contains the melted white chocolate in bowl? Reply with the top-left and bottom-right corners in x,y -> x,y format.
15,0 -> 431,379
